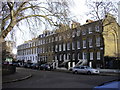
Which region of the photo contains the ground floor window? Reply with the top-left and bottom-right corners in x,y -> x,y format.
72,54 -> 75,60
67,53 -> 70,60
82,52 -> 87,59
78,53 -> 80,60
63,54 -> 66,61
59,54 -> 62,61
90,52 -> 93,60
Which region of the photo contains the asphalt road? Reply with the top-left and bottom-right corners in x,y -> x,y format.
2,68 -> 119,89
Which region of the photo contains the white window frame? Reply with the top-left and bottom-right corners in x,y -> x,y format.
67,33 -> 70,38
55,45 -> 58,52
89,38 -> 93,48
82,30 -> 86,35
82,52 -> 87,59
55,36 -> 58,41
52,37 -> 54,42
77,41 -> 80,49
72,31 -> 75,37
59,54 -> 62,61
72,53 -> 75,60
90,52 -> 93,60
59,44 -> 62,51
97,52 -> 100,60
95,25 -> 100,32
72,42 -> 75,50
63,54 -> 66,61
77,30 -> 80,36
67,42 -> 70,50
51,46 -> 53,52
63,43 -> 66,51
78,53 -> 80,60
59,35 -> 62,41
67,53 -> 70,60
96,37 -> 100,47
83,40 -> 86,48
88,27 -> 92,34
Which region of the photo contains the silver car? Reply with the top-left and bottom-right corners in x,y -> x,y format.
72,66 -> 100,75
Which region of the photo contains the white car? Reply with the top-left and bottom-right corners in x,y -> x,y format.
72,66 -> 100,75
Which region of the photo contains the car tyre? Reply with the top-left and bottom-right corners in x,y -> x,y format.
87,71 -> 91,75
74,71 -> 78,74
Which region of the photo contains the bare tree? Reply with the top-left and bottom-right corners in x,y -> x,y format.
0,0 -> 72,39
86,0 -> 118,21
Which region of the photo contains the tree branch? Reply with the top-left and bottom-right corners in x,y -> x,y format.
17,15 -> 51,23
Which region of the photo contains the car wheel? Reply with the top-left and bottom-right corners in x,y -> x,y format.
87,71 -> 91,75
74,71 -> 78,74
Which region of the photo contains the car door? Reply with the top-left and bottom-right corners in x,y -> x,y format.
79,66 -> 86,73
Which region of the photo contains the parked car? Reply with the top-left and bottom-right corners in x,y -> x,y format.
39,64 -> 51,70
12,62 -> 20,67
24,63 -> 32,68
72,66 -> 100,75
30,63 -> 41,69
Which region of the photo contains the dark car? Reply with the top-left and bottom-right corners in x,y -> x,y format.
12,63 -> 20,67
24,63 -> 32,68
39,64 -> 51,70
31,63 -> 41,69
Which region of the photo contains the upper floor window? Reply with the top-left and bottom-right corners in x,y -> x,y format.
72,31 -> 76,37
59,35 -> 62,41
72,42 -> 75,50
59,44 -> 62,51
78,53 -> 80,60
55,36 -> 58,41
52,37 -> 54,42
96,37 -> 100,47
55,45 -> 58,52
42,39 -> 45,44
77,41 -> 80,49
88,38 -> 93,48
49,38 -> 51,43
82,29 -> 86,35
95,25 -> 100,32
67,42 -> 70,50
77,30 -> 80,36
88,27 -> 92,34
67,33 -> 71,38
83,39 -> 86,48
63,43 -> 66,51
51,46 -> 54,52
43,48 -> 45,53
63,35 -> 66,40
55,55 -> 57,60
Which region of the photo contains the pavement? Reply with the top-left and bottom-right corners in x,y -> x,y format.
2,67 -> 120,84
2,68 -> 32,84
